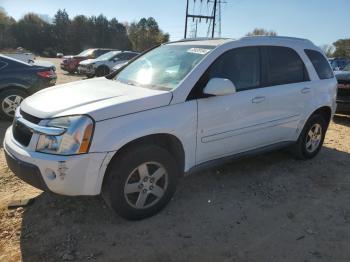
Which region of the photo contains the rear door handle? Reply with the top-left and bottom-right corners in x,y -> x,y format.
301,87 -> 311,94
252,96 -> 266,103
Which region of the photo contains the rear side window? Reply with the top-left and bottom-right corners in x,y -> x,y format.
0,61 -> 7,70
207,47 -> 261,91
305,49 -> 334,79
265,46 -> 308,86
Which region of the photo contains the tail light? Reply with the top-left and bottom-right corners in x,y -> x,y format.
37,70 -> 55,78
337,83 -> 350,89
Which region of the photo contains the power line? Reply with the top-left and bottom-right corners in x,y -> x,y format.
184,0 -> 227,39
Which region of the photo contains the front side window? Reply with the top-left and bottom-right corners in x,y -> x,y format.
97,51 -> 120,60
305,49 -> 334,79
206,47 -> 261,91
266,46 -> 308,86
115,44 -> 214,91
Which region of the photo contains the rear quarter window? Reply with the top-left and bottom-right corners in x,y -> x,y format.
305,49 -> 334,79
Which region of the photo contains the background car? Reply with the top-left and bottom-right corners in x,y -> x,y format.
330,58 -> 350,71
56,52 -> 64,58
111,61 -> 129,73
78,51 -> 139,77
2,52 -> 35,63
0,54 -> 56,120
60,48 -> 115,74
335,63 -> 350,114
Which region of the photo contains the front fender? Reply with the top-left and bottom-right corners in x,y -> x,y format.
90,101 -> 198,172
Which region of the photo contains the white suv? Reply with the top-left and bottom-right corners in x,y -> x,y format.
4,37 -> 337,220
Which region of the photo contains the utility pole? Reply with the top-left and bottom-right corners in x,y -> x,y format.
184,0 -> 219,39
206,0 -> 226,38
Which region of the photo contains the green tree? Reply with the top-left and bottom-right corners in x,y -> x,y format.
246,28 -> 277,36
0,8 -> 16,49
53,9 -> 70,53
128,17 -> 169,52
12,13 -> 50,53
333,39 -> 350,58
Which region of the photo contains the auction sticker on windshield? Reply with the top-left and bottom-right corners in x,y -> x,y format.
187,48 -> 211,55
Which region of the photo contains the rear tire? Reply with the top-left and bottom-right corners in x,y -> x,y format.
103,144 -> 179,220
96,66 -> 110,77
0,89 -> 27,121
291,114 -> 327,160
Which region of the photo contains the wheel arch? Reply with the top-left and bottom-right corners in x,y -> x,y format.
309,106 -> 332,127
99,133 -> 186,193
0,84 -> 29,94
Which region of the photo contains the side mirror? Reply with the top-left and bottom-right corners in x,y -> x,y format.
203,78 -> 236,96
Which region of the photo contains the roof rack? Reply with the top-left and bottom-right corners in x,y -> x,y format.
240,35 -> 312,43
168,37 -> 231,44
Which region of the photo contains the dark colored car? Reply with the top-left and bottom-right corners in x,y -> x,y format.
60,48 -> 115,74
330,58 -> 350,71
0,55 -> 56,120
335,63 -> 350,114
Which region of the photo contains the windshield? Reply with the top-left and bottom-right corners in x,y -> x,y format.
97,51 -> 120,61
343,63 -> 350,71
77,49 -> 93,57
114,44 -> 214,91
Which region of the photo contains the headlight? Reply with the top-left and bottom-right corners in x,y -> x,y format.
36,115 -> 94,155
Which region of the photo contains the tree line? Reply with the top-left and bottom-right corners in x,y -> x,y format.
0,8 -> 169,56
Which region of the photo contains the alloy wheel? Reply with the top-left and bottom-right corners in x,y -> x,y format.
2,95 -> 23,117
124,162 -> 168,209
305,123 -> 322,153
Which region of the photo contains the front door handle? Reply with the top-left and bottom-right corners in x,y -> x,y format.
252,96 -> 266,103
301,87 -> 311,94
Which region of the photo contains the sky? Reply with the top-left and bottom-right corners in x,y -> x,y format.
0,0 -> 349,46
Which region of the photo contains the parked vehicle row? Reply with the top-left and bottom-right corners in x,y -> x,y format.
4,36 -> 337,220
78,50 -> 139,77
0,54 -> 56,120
60,48 -> 115,74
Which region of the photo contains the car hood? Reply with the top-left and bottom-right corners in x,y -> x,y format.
335,72 -> 350,81
20,78 -> 173,121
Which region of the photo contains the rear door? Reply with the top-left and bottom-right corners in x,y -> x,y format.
259,46 -> 312,142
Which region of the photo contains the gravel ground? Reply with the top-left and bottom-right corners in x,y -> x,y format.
0,58 -> 350,262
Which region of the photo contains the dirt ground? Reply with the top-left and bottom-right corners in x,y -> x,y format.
0,58 -> 350,262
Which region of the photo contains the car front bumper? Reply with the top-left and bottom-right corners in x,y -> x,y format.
4,127 -> 108,196
77,65 -> 95,75
336,100 -> 350,113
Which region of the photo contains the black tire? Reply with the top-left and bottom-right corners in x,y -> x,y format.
0,89 -> 27,121
96,66 -> 109,77
103,144 -> 179,220
291,114 -> 327,160
86,73 -> 95,78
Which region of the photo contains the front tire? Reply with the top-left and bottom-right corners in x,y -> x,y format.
291,114 -> 327,159
103,145 -> 179,220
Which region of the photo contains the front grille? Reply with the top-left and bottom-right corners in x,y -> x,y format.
13,110 -> 43,147
13,121 -> 32,147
